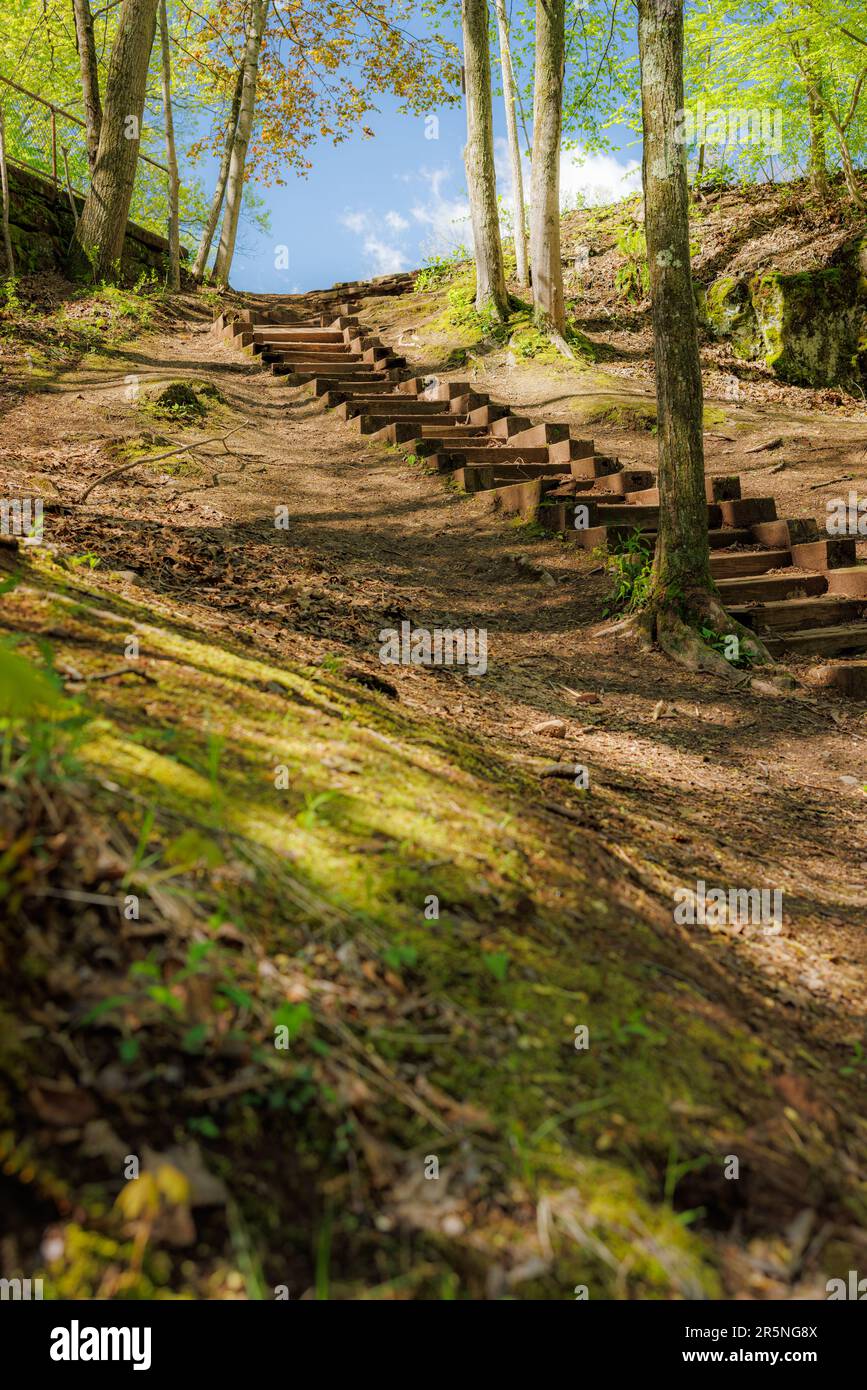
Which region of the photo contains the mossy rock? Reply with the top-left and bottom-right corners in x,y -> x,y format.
704,276 -> 761,359
140,379 -> 227,419
576,399 -> 658,432
750,261 -> 863,388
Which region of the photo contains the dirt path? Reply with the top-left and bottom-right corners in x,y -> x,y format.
8,313 -> 864,1021
2,302 -> 867,1295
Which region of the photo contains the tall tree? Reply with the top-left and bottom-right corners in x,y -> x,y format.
462,0 -> 509,316
494,0 -> 528,285
212,0 -> 270,286
72,0 -> 102,171
71,0 -> 159,280
192,65 -> 243,281
529,0 -> 569,347
158,0 -> 180,289
0,107 -> 14,274
636,0 -> 770,673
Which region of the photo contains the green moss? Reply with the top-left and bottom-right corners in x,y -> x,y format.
2,547 -> 864,1300
704,276 -> 760,359
433,273 -> 602,367
750,263 -> 863,388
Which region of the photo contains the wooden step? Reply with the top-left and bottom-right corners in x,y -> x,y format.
826,566 -> 867,598
272,360 -> 376,374
431,445 -> 554,466
715,572 -> 827,603
708,528 -> 754,549
451,462 -> 568,492
791,538 -> 857,571
338,398 -> 448,420
710,548 -> 790,579
764,623 -> 867,658
362,412 -> 458,436
252,328 -> 344,342
729,595 -> 866,633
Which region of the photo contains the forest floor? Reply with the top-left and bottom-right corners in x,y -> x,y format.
0,260 -> 865,1300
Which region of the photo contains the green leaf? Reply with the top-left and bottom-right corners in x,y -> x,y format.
273,1002 -> 312,1041
483,952 -> 510,983
182,1024 -> 209,1054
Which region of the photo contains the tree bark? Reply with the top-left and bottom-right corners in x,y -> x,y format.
71,0 -> 159,281
529,0 -> 567,337
72,0 -> 103,173
192,65 -> 244,281
804,56 -> 830,199
461,0 -> 508,317
158,0 -> 180,290
212,0 -> 270,287
832,120 -> 866,208
636,0 -> 770,672
494,0 -> 528,286
0,107 -> 15,274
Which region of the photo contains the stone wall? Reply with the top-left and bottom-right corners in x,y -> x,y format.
4,163 -> 176,281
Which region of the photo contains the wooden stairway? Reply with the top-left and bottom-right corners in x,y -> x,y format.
214,306 -> 867,661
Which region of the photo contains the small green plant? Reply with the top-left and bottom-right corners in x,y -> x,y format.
414,247 -> 468,291
602,529 -> 654,615
382,943 -> 419,974
483,951 -> 510,983
614,225 -> 649,303
697,624 -> 752,667
0,277 -> 22,315
296,790 -> 338,829
839,1041 -> 867,1077
69,551 -> 102,570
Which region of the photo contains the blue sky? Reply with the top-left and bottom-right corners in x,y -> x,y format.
219,91 -> 643,294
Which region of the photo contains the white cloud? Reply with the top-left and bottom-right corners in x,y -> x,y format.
559,148 -> 642,208
408,165 -> 472,257
362,236 -> 407,274
340,210 -> 369,235
341,207 -> 408,273
339,147 -> 641,278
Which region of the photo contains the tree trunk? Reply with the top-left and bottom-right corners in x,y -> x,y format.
72,0 -> 103,173
807,87 -> 829,198
212,0 -> 270,287
0,107 -> 15,274
494,0 -> 528,286
803,42 -> 830,200
71,0 -> 159,281
192,65 -> 244,282
461,0 -> 508,317
636,0 -> 770,673
834,124 -> 866,208
529,0 -> 567,339
158,0 -> 180,290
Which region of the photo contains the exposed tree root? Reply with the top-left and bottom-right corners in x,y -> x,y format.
547,328 -> 575,360
610,592 -> 800,697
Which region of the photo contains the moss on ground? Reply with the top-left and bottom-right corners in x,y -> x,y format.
0,537 -> 864,1300
429,270 -> 606,367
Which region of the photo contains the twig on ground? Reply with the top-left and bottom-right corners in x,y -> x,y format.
78,424 -> 248,503
62,665 -> 158,685
809,474 -> 854,490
